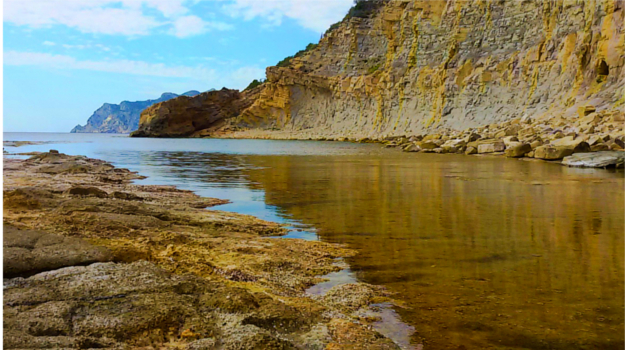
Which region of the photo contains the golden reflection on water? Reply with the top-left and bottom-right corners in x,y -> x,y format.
241,153 -> 624,350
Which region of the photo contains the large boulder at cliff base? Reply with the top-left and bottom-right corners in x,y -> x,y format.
562,151 -> 625,168
505,143 -> 532,158
534,145 -> 575,160
477,141 -> 505,154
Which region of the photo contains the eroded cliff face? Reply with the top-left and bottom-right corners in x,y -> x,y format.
235,0 -> 624,139
131,88 -> 258,138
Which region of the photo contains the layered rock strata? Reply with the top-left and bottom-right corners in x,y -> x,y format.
131,88 -> 259,138
134,0 -> 624,142
237,0 -> 624,138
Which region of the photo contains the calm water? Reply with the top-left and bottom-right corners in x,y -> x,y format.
4,133 -> 624,349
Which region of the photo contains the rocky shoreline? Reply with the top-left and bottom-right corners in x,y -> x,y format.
3,151 -> 404,349
217,108 -> 625,169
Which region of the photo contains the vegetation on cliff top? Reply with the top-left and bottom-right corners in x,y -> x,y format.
244,79 -> 265,91
325,0 -> 387,36
274,1 -> 386,69
276,43 -> 319,67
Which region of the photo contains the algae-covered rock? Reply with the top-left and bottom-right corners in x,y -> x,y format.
3,225 -> 113,278
3,261 -> 308,349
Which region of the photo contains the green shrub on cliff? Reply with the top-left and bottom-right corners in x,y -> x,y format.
244,79 -> 264,91
367,63 -> 381,75
347,0 -> 383,18
276,43 -> 318,67
324,0 -> 385,37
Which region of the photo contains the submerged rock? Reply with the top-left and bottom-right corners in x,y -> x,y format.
562,151 -> 625,168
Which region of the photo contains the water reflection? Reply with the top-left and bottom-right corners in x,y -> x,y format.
239,154 -> 624,349
3,133 -> 623,349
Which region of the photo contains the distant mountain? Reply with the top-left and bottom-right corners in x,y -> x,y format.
70,90 -> 204,133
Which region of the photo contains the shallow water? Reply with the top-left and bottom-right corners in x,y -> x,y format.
4,132 -> 624,349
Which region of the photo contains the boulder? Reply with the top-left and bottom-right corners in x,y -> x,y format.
418,141 -> 439,150
477,141 -> 505,154
590,143 -> 610,152
3,225 -> 113,278
577,105 -> 596,118
586,135 -> 603,146
422,134 -> 442,141
504,143 -> 532,158
463,133 -> 481,143
403,143 -> 420,152
530,140 -> 543,149
533,145 -> 574,160
465,146 -> 477,155
550,136 -> 591,153
441,139 -> 466,152
562,151 -> 625,168
502,136 -> 519,147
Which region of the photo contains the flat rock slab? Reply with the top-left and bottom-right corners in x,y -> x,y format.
3,225 -> 113,278
3,261 -> 318,349
562,151 -> 625,168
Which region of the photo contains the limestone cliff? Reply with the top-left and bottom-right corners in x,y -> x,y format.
241,0 -> 624,138
136,0 -> 624,139
131,88 -> 259,138
71,91 -> 201,134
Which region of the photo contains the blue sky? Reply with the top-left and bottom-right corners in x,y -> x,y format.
3,0 -> 353,132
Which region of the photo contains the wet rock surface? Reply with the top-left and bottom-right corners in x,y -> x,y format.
3,151 -> 401,349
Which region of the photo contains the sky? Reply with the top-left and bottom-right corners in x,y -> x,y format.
3,0 -> 354,132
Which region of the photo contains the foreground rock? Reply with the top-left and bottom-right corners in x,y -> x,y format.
3,225 -> 113,278
4,261 -> 309,349
3,151 -> 401,349
562,151 -> 625,168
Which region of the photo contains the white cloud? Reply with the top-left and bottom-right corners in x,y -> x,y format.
3,0 -> 232,37
3,50 -> 265,90
95,44 -> 112,52
4,50 -> 217,79
4,0 -> 353,36
171,15 -> 206,37
222,0 -> 353,33
62,44 -> 87,49
170,15 -> 233,38
4,0 -> 161,35
230,65 -> 266,87
42,41 -> 56,46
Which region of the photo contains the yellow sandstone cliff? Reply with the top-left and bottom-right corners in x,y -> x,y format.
134,0 -> 624,139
